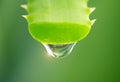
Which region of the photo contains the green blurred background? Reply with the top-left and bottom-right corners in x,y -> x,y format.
0,0 -> 120,82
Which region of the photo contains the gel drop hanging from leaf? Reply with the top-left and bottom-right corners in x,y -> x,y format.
21,0 -> 95,58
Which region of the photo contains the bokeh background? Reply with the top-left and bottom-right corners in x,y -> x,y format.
0,0 -> 120,82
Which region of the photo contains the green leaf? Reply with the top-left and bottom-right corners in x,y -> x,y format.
23,0 -> 95,44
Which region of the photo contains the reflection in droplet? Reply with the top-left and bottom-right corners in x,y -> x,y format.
43,43 -> 76,58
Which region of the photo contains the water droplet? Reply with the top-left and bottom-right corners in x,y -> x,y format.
43,43 -> 76,58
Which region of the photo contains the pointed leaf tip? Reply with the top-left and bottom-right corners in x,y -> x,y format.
91,19 -> 96,26
22,15 -> 27,19
21,5 -> 27,10
90,7 -> 96,13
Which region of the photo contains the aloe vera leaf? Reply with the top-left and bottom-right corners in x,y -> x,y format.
22,0 -> 95,44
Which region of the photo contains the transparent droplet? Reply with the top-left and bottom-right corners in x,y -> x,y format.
43,43 -> 76,58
